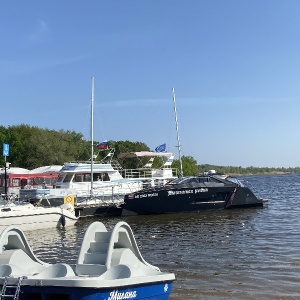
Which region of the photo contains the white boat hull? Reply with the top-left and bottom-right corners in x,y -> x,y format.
0,203 -> 78,231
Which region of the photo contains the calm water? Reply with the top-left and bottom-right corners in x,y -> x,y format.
23,174 -> 300,300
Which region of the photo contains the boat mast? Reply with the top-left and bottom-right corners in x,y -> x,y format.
172,87 -> 183,176
90,77 -> 95,196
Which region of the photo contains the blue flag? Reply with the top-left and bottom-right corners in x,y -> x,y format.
155,143 -> 166,152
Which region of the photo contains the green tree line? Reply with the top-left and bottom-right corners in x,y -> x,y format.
198,164 -> 300,176
0,125 -> 298,176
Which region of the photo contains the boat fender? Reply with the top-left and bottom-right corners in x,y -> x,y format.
61,214 -> 66,227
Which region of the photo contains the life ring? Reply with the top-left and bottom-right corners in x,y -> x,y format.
64,195 -> 74,206
65,196 -> 73,203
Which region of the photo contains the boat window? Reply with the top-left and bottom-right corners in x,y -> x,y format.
33,177 -> 55,186
93,173 -> 109,182
11,178 -> 20,187
208,177 -> 223,183
1,208 -> 11,212
74,173 -> 94,182
169,177 -> 204,185
63,173 -> 73,183
57,174 -> 65,182
169,177 -> 190,184
103,172 -> 110,181
83,173 -> 91,182
154,179 -> 164,186
49,177 -> 57,185
74,174 -> 84,182
197,177 -> 210,183
20,179 -> 27,188
34,177 -> 44,185
188,178 -> 201,184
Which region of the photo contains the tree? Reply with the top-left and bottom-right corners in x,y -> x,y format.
0,125 -> 89,169
172,155 -> 198,176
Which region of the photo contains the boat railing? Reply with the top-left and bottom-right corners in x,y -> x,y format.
120,167 -> 178,179
110,159 -> 124,171
95,181 -> 144,195
73,181 -> 144,206
75,189 -> 124,206
63,161 -> 110,165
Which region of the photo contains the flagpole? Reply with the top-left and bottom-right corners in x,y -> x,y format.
90,77 -> 94,196
4,156 -> 7,197
172,87 -> 183,176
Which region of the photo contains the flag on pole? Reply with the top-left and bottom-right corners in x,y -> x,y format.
155,143 -> 166,152
96,140 -> 108,149
2,143 -> 9,157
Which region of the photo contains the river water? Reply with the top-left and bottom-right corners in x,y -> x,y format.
22,174 -> 300,300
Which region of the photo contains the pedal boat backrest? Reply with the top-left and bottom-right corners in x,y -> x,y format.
0,226 -> 50,276
76,221 -> 159,276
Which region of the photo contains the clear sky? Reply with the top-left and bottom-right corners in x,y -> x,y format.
1,0 -> 300,168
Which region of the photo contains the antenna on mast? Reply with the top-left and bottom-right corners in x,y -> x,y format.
172,87 -> 183,176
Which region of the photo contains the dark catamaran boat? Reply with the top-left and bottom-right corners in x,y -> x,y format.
122,172 -> 265,215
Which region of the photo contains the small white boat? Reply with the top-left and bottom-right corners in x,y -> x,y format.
0,200 -> 78,231
0,221 -> 175,300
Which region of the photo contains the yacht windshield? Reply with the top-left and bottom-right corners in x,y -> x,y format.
226,177 -> 244,187
169,177 -> 191,185
63,173 -> 73,183
169,176 -> 225,185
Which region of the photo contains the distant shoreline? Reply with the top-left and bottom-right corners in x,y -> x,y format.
230,171 -> 292,176
198,165 -> 299,176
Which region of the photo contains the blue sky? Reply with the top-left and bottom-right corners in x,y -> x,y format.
1,0 -> 300,168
